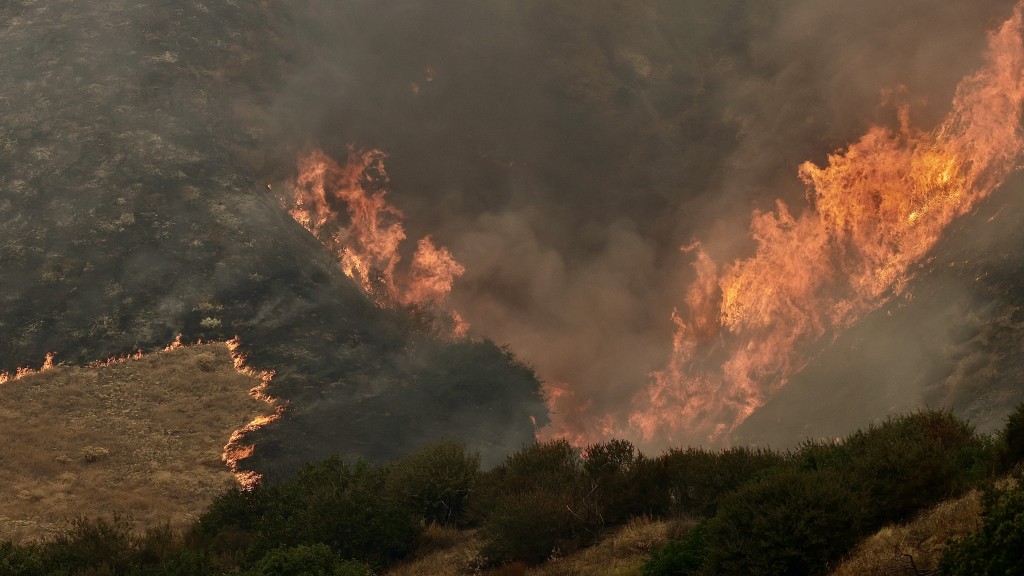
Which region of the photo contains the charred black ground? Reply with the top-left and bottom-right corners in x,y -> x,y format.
0,0 -> 546,475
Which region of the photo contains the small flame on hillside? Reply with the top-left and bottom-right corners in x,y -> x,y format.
289,148 -> 466,334
0,352 -> 56,384
623,2 -> 1024,446
222,336 -> 282,490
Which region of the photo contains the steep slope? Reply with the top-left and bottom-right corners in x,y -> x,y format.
0,0 -> 545,477
736,174 -> 1024,447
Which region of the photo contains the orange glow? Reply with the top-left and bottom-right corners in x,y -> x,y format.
0,352 -> 56,384
629,2 -> 1024,446
540,380 -> 617,447
163,333 -> 187,351
289,147 -> 467,335
222,336 -> 282,489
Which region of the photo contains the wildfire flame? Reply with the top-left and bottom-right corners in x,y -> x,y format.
0,352 -> 56,384
628,2 -> 1024,445
222,336 -> 281,490
289,148 -> 466,333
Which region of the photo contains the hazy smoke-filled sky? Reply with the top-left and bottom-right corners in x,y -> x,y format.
247,0 -> 1022,448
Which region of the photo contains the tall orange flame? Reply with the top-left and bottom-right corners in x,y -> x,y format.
289,148 -> 466,332
630,2 -> 1024,445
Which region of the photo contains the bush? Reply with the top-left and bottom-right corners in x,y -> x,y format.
195,486 -> 267,568
25,516 -> 211,576
660,446 -> 784,518
480,487 -> 600,565
501,439 -> 581,492
1000,402 -> 1024,470
252,458 -> 421,567
0,542 -> 46,576
583,439 -> 653,523
384,440 -> 480,525
44,515 -> 140,575
245,544 -> 372,576
702,469 -> 864,576
790,410 -> 991,530
478,440 -> 602,565
837,409 -> 988,528
466,439 -> 584,524
940,478 -> 1024,575
197,457 -> 421,570
642,520 -> 710,576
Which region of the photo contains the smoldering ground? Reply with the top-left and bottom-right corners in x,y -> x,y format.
2,0 -> 1023,475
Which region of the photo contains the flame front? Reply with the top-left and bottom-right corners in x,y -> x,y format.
630,3 -> 1024,445
222,336 -> 281,490
289,148 -> 466,331
0,352 -> 56,384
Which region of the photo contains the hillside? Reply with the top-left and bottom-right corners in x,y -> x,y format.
0,0 -> 546,476
3,0 -> 1024,481
0,344 -> 269,542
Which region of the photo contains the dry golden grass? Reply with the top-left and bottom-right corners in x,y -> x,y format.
0,343 -> 271,543
525,517 -> 668,576
384,517 -> 669,576
831,491 -> 982,576
386,527 -> 485,576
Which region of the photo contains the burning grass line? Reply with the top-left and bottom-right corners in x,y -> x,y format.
223,336 -> 283,490
0,352 -> 56,385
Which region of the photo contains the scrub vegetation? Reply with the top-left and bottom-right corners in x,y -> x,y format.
1,405 -> 1022,575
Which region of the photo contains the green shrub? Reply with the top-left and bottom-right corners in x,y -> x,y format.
478,440 -> 602,565
44,515 -> 139,575
0,542 -> 47,576
140,548 -> 214,576
26,516 -> 209,576
252,458 -> 420,567
197,486 -> 267,536
466,439 -> 584,525
940,478 -> 1024,575
385,440 -> 480,525
195,486 -> 267,568
480,486 -> 600,565
660,445 -> 784,518
702,469 -> 864,576
790,438 -> 852,472
583,439 -> 650,524
1000,402 -> 1024,470
197,457 -> 420,570
839,410 -> 988,528
621,453 -> 674,518
502,439 -> 582,492
641,520 -> 710,576
245,544 -> 372,576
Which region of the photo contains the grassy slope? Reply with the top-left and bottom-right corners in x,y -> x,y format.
0,344 -> 270,543
831,489 -> 982,576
